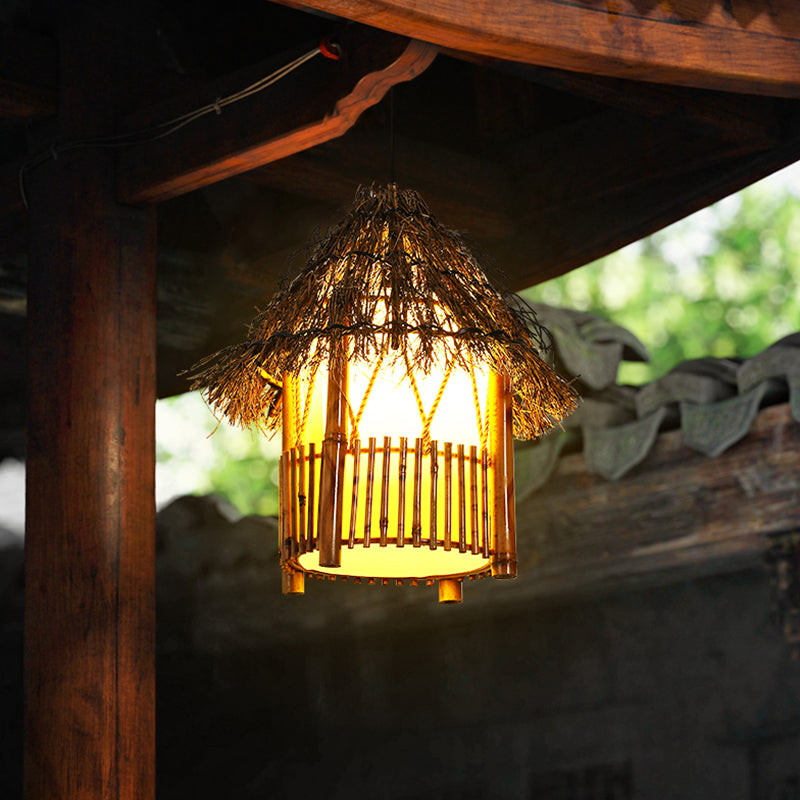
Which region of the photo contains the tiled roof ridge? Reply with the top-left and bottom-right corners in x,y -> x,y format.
518,304 -> 800,491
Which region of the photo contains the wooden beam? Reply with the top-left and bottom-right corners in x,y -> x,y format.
0,26 -> 57,121
271,0 -> 800,97
118,27 -> 437,204
24,12 -> 156,800
513,402 -> 800,600
504,63 -> 783,148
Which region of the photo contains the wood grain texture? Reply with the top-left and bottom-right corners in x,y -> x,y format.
515,403 -> 800,597
25,156 -> 156,800
24,10 -> 156,799
118,28 -> 437,204
494,120 -> 800,289
272,0 -> 800,96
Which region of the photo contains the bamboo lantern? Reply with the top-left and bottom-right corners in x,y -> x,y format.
190,185 -> 577,603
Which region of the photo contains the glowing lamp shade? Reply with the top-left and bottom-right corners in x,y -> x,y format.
280,343 -> 513,601
190,185 -> 577,603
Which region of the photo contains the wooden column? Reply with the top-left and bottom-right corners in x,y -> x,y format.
24,12 -> 157,800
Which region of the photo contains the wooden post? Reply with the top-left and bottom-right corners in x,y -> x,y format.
24,117 -> 157,800
318,347 -> 348,567
23,11 -> 159,799
490,371 -> 517,578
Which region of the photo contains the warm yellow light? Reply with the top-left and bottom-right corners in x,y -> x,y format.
282,347 -> 497,581
190,184 -> 578,603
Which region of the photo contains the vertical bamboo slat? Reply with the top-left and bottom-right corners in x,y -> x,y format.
490,371 -> 517,578
282,371 -> 296,450
412,437 -> 423,547
444,441 -> 453,550
289,448 -> 299,555
481,449 -> 490,559
363,437 -> 377,546
281,372 -> 296,560
379,436 -> 391,546
469,445 -> 479,554
348,439 -> 361,548
397,436 -> 408,547
429,440 -> 438,549
307,443 -> 316,549
298,444 -> 307,552
457,443 -> 467,552
318,349 -> 348,568
280,453 -> 291,558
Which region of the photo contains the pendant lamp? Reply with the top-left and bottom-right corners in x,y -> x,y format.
190,185 -> 577,603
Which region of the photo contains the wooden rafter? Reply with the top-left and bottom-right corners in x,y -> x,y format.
118,27 -> 437,204
270,0 -> 800,97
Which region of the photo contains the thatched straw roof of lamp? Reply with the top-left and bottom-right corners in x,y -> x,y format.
189,184 -> 578,439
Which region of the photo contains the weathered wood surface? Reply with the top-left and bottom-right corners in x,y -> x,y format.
24,11 -> 156,800
118,28 -> 436,204
273,0 -> 800,97
493,121 -> 800,287
514,402 -> 800,599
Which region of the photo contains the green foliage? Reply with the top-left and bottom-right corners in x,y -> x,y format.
156,391 -> 281,516
522,184 -> 800,384
158,178 -> 800,515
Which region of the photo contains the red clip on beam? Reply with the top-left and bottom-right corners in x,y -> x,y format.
320,37 -> 342,60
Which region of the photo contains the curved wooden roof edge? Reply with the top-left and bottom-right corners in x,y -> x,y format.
273,0 -> 800,97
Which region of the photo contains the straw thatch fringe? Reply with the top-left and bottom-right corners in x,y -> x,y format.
189,184 -> 578,439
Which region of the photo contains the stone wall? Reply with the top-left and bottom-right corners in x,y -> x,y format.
2,496 -> 800,799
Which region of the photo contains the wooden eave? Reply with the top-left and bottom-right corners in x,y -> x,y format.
2,5 -> 800,416
4,3 -> 800,798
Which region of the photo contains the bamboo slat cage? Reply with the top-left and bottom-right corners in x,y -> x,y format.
190,184 -> 578,603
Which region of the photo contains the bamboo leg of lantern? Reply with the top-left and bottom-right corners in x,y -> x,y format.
363,437 -> 377,547
379,436 -> 391,546
412,438 -> 423,547
429,440 -> 438,550
318,350 -> 348,568
490,371 -> 517,578
282,565 -> 305,594
348,439 -> 361,548
438,578 -> 463,603
443,442 -> 453,551
397,436 -> 407,547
